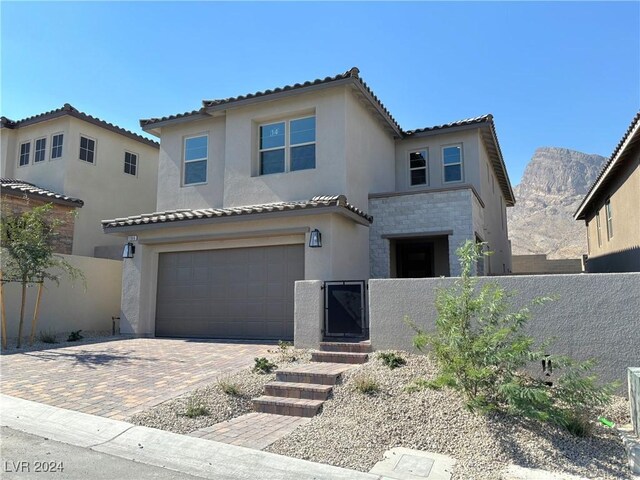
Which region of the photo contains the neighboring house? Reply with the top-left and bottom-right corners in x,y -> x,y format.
1,178 -> 84,254
574,111 -> 640,273
102,67 -> 515,340
0,104 -> 159,258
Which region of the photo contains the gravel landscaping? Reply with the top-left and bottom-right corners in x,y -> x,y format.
267,351 -> 632,480
0,331 -> 123,354
130,347 -> 310,434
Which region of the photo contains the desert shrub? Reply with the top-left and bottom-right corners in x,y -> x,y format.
67,330 -> 83,342
270,340 -> 296,363
410,240 -> 617,435
218,379 -> 241,396
353,376 -> 380,395
38,330 -> 58,344
182,398 -> 209,418
378,351 -> 406,369
253,357 -> 277,374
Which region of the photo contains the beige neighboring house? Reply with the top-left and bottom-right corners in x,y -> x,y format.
103,67 -> 515,340
0,104 -> 159,258
575,111 -> 640,273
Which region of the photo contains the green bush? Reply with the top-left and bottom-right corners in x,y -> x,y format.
38,330 -> 58,344
253,357 -> 277,374
409,240 -> 617,435
67,330 -> 83,342
182,398 -> 209,418
218,379 -> 241,396
270,340 -> 296,363
354,376 -> 380,395
378,352 -> 406,369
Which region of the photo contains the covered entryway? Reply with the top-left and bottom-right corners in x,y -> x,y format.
391,235 -> 450,278
155,244 -> 304,340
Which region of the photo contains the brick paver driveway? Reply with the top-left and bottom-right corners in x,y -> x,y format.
0,338 -> 272,420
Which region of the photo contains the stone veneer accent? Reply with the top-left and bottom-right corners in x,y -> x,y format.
1,194 -> 77,254
369,189 -> 476,278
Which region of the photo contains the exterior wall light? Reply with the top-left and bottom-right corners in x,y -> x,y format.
309,229 -> 322,248
122,242 -> 136,258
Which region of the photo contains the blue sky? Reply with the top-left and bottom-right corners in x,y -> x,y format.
2,1 -> 639,184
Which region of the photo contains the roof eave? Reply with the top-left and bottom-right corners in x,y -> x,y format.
574,116 -> 640,220
140,112 -> 211,133
2,189 -> 84,208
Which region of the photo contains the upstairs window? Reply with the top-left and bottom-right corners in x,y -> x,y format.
184,135 -> 208,185
35,138 -> 47,162
409,149 -> 428,186
259,116 -> 316,175
19,141 -> 31,166
124,151 -> 138,176
442,145 -> 463,183
605,200 -> 613,240
79,135 -> 96,163
51,133 -> 64,159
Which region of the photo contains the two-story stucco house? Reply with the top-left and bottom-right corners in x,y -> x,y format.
102,68 -> 515,340
574,111 -> 640,272
0,104 -> 159,258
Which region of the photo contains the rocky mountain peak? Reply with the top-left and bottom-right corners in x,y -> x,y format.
508,147 -> 606,259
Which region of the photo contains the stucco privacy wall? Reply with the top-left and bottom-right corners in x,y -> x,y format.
369,188 -> 475,278
2,255 -> 122,339
366,273 -> 640,388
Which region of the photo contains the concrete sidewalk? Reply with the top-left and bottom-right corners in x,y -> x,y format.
0,394 -> 380,480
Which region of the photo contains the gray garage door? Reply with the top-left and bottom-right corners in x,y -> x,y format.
155,245 -> 304,340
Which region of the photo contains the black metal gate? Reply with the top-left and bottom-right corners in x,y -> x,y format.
324,281 -> 367,338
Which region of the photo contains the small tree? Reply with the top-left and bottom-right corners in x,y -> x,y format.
0,202 -> 84,348
411,240 -> 617,435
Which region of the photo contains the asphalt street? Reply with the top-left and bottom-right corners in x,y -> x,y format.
1,427 -> 204,480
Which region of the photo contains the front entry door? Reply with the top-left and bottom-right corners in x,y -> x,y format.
396,241 -> 435,278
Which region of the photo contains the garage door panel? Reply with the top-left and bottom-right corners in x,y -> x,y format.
156,245 -> 303,340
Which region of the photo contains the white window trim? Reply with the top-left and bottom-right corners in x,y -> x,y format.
50,132 -> 64,160
442,143 -> 464,184
124,150 -> 139,177
183,133 -> 208,186
258,115 -> 316,175
408,148 -> 429,187
34,137 -> 47,163
596,211 -> 602,247
605,200 -> 613,240
18,140 -> 31,167
79,134 -> 97,165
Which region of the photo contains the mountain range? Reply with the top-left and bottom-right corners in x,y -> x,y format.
507,147 -> 606,259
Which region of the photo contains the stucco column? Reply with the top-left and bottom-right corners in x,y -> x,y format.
120,245 -> 143,335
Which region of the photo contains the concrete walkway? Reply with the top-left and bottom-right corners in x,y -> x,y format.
189,412 -> 310,450
0,395 -> 380,480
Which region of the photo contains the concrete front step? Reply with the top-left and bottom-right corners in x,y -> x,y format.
264,381 -> 333,401
311,351 -> 369,364
275,362 -> 353,385
320,341 -> 372,353
253,396 -> 324,417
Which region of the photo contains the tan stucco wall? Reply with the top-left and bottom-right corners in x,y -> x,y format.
64,117 -> 159,256
2,255 -> 122,340
116,212 -> 370,335
585,150 -> 640,271
1,117 -> 159,258
1,118 -> 70,192
345,89 -> 396,209
155,88 -> 355,212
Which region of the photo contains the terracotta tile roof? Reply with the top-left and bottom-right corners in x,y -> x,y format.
140,68 -> 402,135
1,104 -> 158,148
575,110 -> 640,220
1,178 -> 84,207
102,195 -> 371,230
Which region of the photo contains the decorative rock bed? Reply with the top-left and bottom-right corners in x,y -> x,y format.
266,351 -> 632,480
